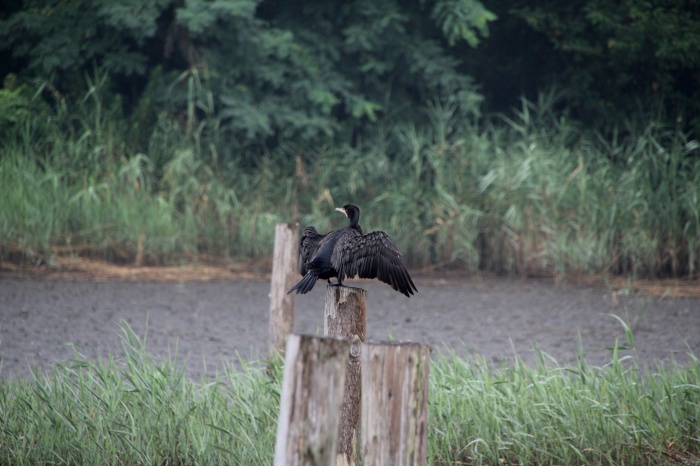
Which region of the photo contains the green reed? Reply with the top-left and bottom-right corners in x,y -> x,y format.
1,78 -> 699,277
1,322 -> 698,465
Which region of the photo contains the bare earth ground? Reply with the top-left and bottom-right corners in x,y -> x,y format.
1,259 -> 699,381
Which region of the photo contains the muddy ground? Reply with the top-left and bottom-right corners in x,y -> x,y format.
1,275 -> 699,381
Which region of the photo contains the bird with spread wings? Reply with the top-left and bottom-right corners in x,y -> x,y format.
288,204 -> 417,297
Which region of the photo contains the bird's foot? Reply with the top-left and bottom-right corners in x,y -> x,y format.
327,279 -> 344,287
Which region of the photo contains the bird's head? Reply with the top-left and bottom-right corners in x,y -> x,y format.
335,204 -> 360,227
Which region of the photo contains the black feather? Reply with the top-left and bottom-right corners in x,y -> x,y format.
288,204 -> 417,297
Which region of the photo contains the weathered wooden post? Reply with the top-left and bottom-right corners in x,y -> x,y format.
269,222 -> 300,358
324,285 -> 366,466
274,334 -> 351,466
361,342 -> 431,466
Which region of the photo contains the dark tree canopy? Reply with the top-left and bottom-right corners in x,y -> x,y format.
1,0 -> 699,158
466,0 -> 700,132
0,0 -> 495,162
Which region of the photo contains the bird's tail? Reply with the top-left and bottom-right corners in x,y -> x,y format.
287,272 -> 318,295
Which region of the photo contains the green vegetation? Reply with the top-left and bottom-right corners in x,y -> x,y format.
0,0 -> 493,157
1,324 -> 698,465
1,1 -> 699,277
1,78 -> 699,277
505,0 -> 700,130
0,326 -> 280,465
3,1 -> 699,136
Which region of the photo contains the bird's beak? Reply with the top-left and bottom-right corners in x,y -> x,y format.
335,207 -> 347,217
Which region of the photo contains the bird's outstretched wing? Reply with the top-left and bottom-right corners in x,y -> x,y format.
332,231 -> 417,297
299,226 -> 324,275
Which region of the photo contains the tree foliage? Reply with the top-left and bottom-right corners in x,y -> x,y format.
504,0 -> 700,130
0,0 -> 495,164
1,0 -> 698,158
1,1 -> 700,277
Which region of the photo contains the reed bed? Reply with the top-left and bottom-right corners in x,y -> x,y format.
2,81 -> 699,278
1,323 -> 698,465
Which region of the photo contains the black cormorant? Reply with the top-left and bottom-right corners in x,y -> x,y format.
287,204 -> 417,297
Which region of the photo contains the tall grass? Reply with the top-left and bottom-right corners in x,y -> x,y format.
0,325 -> 280,465
1,323 -> 698,465
431,350 -> 700,465
0,71 -> 284,264
1,77 -> 699,277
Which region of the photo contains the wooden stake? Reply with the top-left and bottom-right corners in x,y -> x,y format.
361,342 -> 430,466
274,334 -> 351,466
269,222 -> 300,358
324,285 -> 366,466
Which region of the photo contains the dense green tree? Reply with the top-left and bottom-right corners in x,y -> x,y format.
0,0 -> 496,163
3,0 -> 698,153
465,0 -> 700,134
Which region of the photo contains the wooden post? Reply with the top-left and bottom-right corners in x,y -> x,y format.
274,334 -> 351,466
361,342 -> 430,466
269,222 -> 300,358
324,286 -> 366,466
